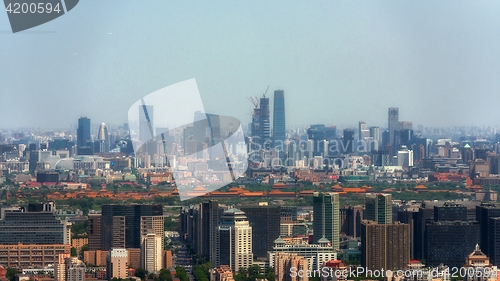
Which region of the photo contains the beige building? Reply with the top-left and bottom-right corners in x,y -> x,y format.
274,253 -> 308,281
210,265 -> 234,281
106,248 -> 128,280
71,238 -> 88,252
141,233 -> 162,272
83,250 -> 107,266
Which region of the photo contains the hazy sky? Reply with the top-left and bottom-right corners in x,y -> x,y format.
2,1 -> 500,130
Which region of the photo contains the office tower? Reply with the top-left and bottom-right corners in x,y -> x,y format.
100,204 -> 163,250
139,105 -> 154,142
260,96 -> 271,149
397,146 -> 413,169
388,108 -> 399,149
141,232 -> 162,272
140,216 -> 165,253
399,129 -> 413,146
369,126 -> 380,151
365,194 -> 392,224
307,125 -> 326,157
88,213 -> 102,250
342,129 -> 354,154
77,117 -> 91,154
274,253 -> 309,281
250,99 -> 261,151
340,206 -> 364,238
106,248 -> 128,280
358,121 -> 369,141
434,203 -> 467,221
361,221 -> 410,271
325,126 -> 337,141
193,201 -> 223,263
95,123 -> 110,153
313,192 -> 340,249
488,217 -> 500,266
273,90 -> 286,158
216,209 -> 253,272
0,203 -> 69,244
477,203 -> 500,257
425,221 -> 480,267
408,137 -> 428,163
240,205 -> 281,259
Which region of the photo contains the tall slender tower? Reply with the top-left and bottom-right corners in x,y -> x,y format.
260,96 -> 271,149
273,90 -> 286,158
96,123 -> 110,153
77,117 -> 91,154
388,108 -> 399,151
139,105 -> 154,143
313,192 -> 340,249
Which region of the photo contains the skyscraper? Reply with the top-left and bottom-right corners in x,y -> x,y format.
361,221 -> 410,271
365,194 -> 392,224
139,105 -> 154,143
313,192 -> 340,249
240,204 -> 281,259
141,232 -> 162,272
260,96 -> 271,149
216,209 -> 253,272
358,121 -> 369,141
369,126 -> 380,151
77,117 -> 91,154
273,90 -> 286,158
100,204 -> 163,250
342,129 -> 354,154
388,108 -> 399,154
95,123 -> 110,153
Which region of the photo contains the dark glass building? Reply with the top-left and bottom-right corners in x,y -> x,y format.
77,117 -> 91,155
272,90 -> 286,159
488,217 -> 500,266
100,204 -> 163,250
0,204 -> 68,245
424,220 -> 480,267
313,192 -> 340,249
240,205 -> 281,258
259,97 -> 271,149
476,203 -> 500,257
342,129 -> 354,154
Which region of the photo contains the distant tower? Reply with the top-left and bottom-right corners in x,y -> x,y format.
77,117 -> 91,155
96,123 -> 110,153
216,209 -> 253,272
365,194 -> 392,224
260,97 -> 271,149
139,105 -> 154,142
313,192 -> 340,249
369,126 -> 380,151
388,108 -> 399,152
342,129 -> 354,154
273,90 -> 286,158
359,121 -> 369,141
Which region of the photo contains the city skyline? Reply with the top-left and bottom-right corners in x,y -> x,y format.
3,2 -> 500,128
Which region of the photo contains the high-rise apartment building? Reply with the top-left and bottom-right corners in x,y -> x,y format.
361,221 -> 410,271
88,213 -> 101,250
77,117 -> 91,155
365,194 -> 392,224
260,97 -> 271,149
273,90 -> 286,158
141,232 -> 162,272
312,192 -> 340,249
106,248 -> 128,280
101,204 -> 163,250
216,209 -> 253,272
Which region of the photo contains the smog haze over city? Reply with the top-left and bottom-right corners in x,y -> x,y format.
2,1 -> 500,129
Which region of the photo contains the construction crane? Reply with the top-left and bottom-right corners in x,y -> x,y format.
263,85 -> 269,98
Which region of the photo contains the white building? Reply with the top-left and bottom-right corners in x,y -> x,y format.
268,237 -> 337,271
141,232 -> 163,272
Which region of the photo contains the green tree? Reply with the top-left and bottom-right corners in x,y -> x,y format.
71,247 -> 78,257
135,268 -> 148,280
6,268 -> 19,281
